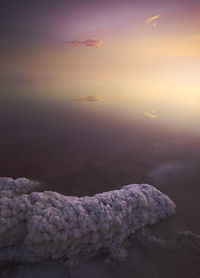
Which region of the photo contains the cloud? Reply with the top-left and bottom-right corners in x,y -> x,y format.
0,178 -> 175,264
146,14 -> 160,23
144,110 -> 157,119
74,95 -> 103,102
65,39 -> 103,48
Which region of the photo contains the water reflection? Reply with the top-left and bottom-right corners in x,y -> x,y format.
0,97 -> 199,187
0,96 -> 200,240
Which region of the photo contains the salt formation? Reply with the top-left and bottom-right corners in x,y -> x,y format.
0,178 -> 176,263
0,177 -> 40,199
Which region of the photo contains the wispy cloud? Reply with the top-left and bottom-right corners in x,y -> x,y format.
74,95 -> 103,102
144,110 -> 157,119
65,39 -> 103,48
146,14 -> 160,23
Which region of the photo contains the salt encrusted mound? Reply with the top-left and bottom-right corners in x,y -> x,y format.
0,178 -> 176,263
0,178 -> 40,199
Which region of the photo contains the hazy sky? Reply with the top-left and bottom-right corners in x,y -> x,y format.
1,0 -> 200,133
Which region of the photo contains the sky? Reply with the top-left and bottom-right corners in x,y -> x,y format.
1,4 -> 200,277
1,0 -> 200,133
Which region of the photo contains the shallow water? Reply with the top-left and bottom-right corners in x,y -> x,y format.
0,95 -> 200,225
1,95 -> 200,277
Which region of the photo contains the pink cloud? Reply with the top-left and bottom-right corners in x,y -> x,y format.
65,39 -> 103,48
146,14 -> 160,23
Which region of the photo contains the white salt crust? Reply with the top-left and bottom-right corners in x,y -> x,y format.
0,178 -> 176,263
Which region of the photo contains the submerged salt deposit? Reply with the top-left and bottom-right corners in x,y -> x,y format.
0,178 -> 175,263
